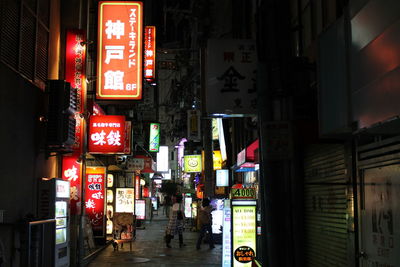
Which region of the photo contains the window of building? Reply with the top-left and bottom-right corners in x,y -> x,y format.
0,0 -> 50,89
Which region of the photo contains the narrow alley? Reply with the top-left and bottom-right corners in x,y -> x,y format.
87,214 -> 222,267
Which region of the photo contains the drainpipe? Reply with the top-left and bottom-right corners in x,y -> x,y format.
78,0 -> 91,266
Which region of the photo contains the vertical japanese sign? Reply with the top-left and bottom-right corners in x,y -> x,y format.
88,115 -> 126,154
62,156 -> 82,214
206,39 -> 257,115
85,167 -> 106,234
62,29 -> 86,215
135,175 -> 140,199
149,123 -> 160,152
222,200 -> 232,267
123,121 -> 132,154
187,109 -> 201,141
232,204 -> 256,267
213,150 -> 222,170
144,26 -> 156,80
66,29 -> 86,114
97,1 -> 143,100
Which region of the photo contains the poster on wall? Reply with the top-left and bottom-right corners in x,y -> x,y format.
361,165 -> 400,267
115,188 -> 135,213
97,1 -> 143,100
85,166 -> 106,235
232,202 -> 256,267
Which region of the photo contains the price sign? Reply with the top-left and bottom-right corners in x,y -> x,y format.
231,188 -> 256,199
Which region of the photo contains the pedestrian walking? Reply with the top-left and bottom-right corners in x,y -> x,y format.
165,194 -> 186,248
196,198 -> 215,250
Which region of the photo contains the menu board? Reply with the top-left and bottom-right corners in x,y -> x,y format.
85,167 -> 106,234
232,205 -> 256,267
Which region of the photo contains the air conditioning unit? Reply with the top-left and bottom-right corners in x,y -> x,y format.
46,80 -> 77,150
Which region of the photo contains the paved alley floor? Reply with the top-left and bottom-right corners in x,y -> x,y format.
87,214 -> 222,267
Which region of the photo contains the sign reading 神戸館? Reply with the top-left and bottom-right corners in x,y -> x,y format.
97,1 -> 143,100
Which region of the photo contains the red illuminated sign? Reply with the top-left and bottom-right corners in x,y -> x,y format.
97,1 -> 143,100
135,174 -> 140,199
144,26 -> 156,80
66,29 -> 86,113
62,156 -> 82,215
85,167 -> 106,233
89,115 -> 126,154
62,29 -> 87,215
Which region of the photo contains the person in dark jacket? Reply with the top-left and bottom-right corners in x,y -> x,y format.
196,198 -> 215,250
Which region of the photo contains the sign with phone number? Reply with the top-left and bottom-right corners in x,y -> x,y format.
231,188 -> 256,199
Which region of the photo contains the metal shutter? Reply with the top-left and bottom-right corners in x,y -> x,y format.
304,144 -> 349,266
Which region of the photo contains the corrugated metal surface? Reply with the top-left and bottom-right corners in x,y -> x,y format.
304,144 -> 349,267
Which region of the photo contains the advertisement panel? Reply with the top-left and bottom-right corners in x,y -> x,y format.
115,188 -> 135,213
213,150 -> 222,170
149,123 -> 160,152
135,199 -> 146,219
184,155 -> 202,173
216,169 -> 229,187
89,115 -> 126,154
156,146 -> 169,172
144,26 -> 156,80
232,204 -> 256,267
97,1 -> 143,100
85,167 -> 106,235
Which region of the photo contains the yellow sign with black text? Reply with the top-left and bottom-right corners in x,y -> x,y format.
231,188 -> 256,199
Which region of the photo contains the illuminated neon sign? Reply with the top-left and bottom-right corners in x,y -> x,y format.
97,1 -> 143,99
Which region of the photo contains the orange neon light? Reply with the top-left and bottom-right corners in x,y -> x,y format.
97,1 -> 143,100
